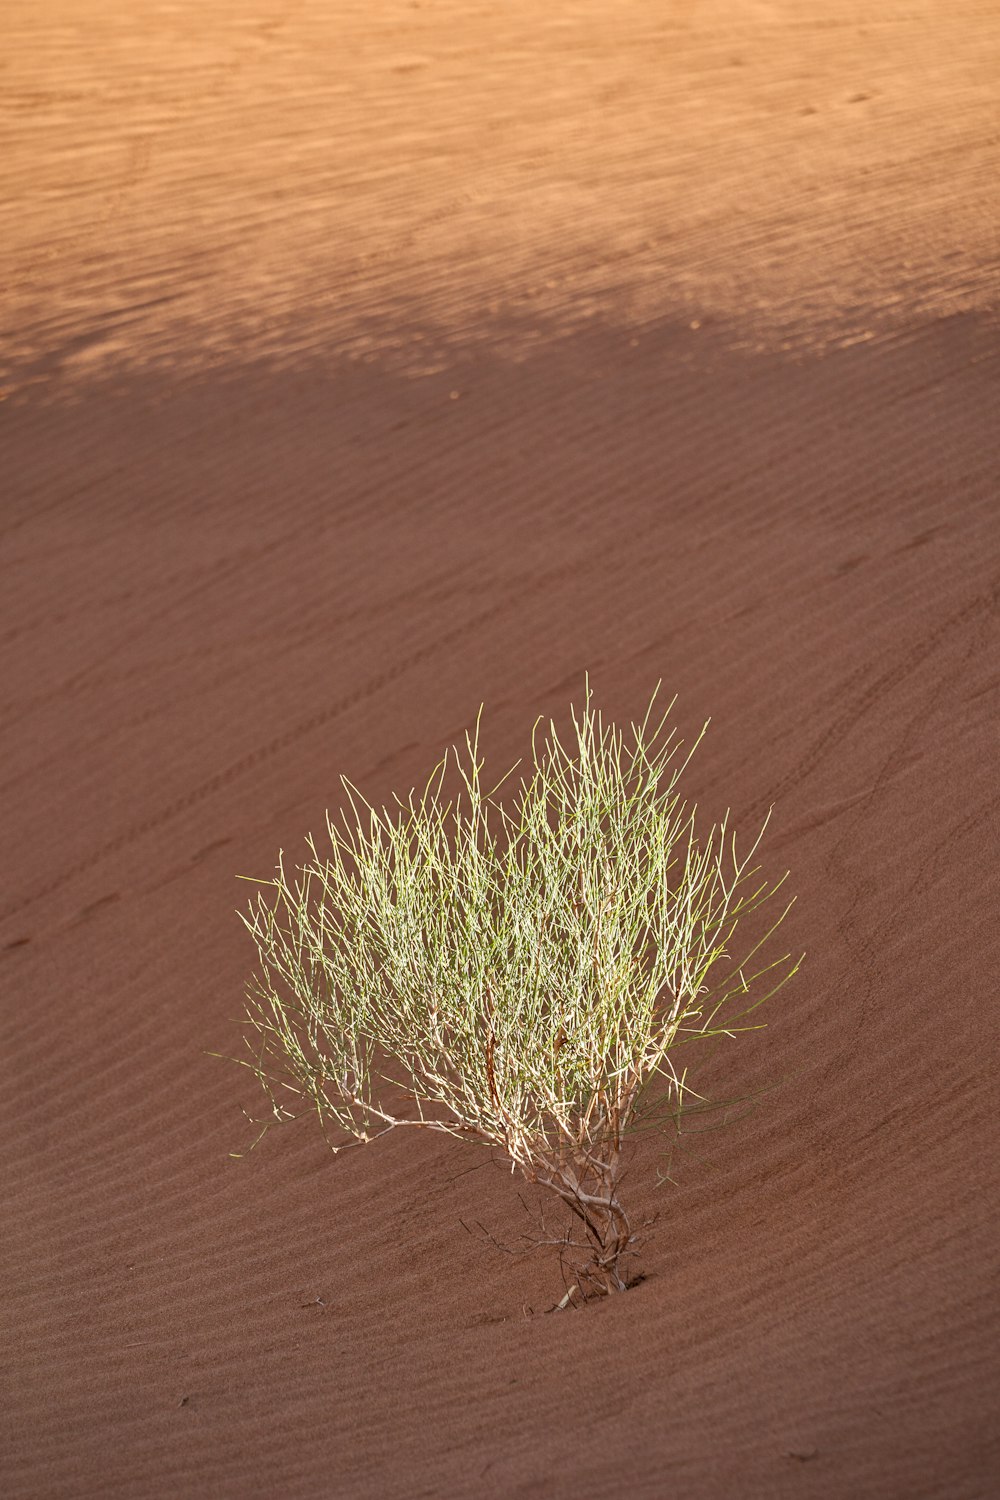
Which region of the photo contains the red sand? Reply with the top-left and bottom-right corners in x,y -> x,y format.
2,3 -> 999,1496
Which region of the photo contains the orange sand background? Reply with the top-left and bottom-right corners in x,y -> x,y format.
2,3 -> 999,1496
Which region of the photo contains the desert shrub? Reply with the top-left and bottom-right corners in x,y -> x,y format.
235,685 -> 799,1300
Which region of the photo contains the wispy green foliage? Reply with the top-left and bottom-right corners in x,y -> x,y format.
236,684 -> 800,1297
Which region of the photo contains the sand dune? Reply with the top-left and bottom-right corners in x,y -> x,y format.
2,2 -> 999,1496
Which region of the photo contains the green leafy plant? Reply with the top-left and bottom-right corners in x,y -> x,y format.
235,685 -> 800,1301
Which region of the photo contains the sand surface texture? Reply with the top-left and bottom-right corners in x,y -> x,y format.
3,2 -> 999,1496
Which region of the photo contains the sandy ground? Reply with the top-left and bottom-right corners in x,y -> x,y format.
2,2 -> 999,1496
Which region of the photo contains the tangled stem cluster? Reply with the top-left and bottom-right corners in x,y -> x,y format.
236,685 -> 800,1298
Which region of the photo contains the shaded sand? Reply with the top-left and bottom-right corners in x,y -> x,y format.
2,3 -> 999,1496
